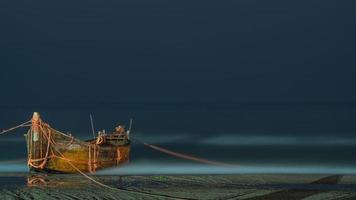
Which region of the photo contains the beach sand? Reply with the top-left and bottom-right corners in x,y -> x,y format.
1,173 -> 356,199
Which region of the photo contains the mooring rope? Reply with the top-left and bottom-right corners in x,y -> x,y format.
132,137 -> 236,167
0,120 -> 31,135
28,125 -> 52,169
0,118 -> 235,199
50,143 -> 189,200
1,120 -> 236,168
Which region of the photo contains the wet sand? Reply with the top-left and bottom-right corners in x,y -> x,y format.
1,173 -> 356,199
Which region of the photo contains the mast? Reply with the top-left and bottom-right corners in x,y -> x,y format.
90,114 -> 96,139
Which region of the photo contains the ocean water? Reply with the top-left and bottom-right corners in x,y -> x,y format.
1,0 -> 356,176
0,102 -> 356,174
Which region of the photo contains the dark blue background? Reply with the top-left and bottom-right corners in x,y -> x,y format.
0,0 -> 356,171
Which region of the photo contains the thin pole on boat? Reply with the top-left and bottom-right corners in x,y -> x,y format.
127,118 -> 133,139
90,114 -> 96,139
128,118 -> 133,133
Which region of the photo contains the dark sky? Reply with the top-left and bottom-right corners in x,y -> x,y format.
1,0 -> 356,169
0,0 -> 356,136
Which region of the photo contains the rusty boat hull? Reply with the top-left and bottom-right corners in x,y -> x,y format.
25,113 -> 130,174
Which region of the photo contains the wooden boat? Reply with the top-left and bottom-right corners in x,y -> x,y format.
25,112 -> 130,174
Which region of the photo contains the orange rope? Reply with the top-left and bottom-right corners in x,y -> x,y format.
96,135 -> 104,145
47,137 -> 120,190
28,125 -> 52,169
40,128 -> 43,159
25,127 -> 205,199
93,144 -> 98,171
50,154 -> 117,165
2,118 -> 224,199
0,120 -> 31,135
27,176 -> 47,186
133,138 -> 236,167
28,127 -> 33,162
50,135 -> 74,147
117,148 -> 121,165
50,144 -> 181,199
28,122 -> 76,170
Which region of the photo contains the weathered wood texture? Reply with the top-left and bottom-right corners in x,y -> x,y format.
25,117 -> 130,174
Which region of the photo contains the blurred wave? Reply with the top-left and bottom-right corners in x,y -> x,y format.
201,135 -> 356,146
97,161 -> 356,175
0,161 -> 27,173
2,160 -> 356,175
133,132 -> 192,144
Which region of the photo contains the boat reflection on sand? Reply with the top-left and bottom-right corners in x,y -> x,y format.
26,174 -> 123,188
24,174 -> 355,200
